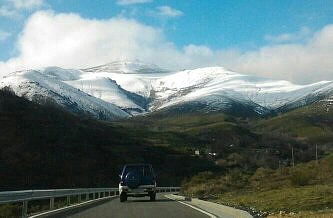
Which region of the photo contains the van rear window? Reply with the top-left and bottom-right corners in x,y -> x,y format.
123,165 -> 153,176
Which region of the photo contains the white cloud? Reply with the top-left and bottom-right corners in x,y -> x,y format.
184,44 -> 213,56
0,10 -> 333,84
265,27 -> 311,43
219,25 -> 333,83
155,6 -> 183,17
0,0 -> 45,19
0,10 -> 185,74
0,5 -> 16,17
116,0 -> 152,6
0,30 -> 11,41
9,0 -> 44,9
180,26 -> 333,84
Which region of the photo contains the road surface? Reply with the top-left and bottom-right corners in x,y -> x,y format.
53,194 -> 210,218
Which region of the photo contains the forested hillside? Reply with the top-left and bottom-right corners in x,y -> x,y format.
0,88 -> 214,190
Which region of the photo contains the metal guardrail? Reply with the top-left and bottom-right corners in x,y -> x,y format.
0,187 -> 180,218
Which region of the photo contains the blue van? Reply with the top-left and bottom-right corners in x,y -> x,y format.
119,164 -> 157,202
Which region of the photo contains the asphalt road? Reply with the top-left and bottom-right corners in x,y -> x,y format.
54,194 -> 210,218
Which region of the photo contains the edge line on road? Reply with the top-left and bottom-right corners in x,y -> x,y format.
164,195 -> 217,218
28,196 -> 117,218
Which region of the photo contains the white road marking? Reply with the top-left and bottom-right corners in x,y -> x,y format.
165,195 -> 218,218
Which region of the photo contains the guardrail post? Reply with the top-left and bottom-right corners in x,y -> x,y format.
86,193 -> 89,201
50,197 -> 54,210
67,196 -> 71,205
22,201 -> 28,218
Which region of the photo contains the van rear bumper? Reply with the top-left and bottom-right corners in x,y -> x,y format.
119,185 -> 156,196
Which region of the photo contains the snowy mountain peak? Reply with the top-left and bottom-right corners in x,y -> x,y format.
82,60 -> 169,74
41,67 -> 82,81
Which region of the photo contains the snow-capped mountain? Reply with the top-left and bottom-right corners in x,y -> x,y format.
0,67 -> 131,119
1,60 -> 333,119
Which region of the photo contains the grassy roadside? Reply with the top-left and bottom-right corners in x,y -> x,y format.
268,210 -> 333,218
182,154 -> 333,217
218,185 -> 333,216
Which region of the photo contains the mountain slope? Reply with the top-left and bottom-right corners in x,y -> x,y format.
0,68 -> 130,119
0,88 -> 215,190
1,61 -> 333,119
256,99 -> 333,144
149,67 -> 333,114
1,86 -> 331,191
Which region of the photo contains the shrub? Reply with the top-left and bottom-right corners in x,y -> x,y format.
189,171 -> 215,184
249,167 -> 274,189
290,169 -> 312,186
224,169 -> 249,189
317,154 -> 333,183
0,204 -> 20,218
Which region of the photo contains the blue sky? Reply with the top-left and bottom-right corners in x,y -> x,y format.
0,0 -> 333,83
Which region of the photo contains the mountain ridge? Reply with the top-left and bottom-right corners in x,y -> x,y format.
1,60 -> 332,119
